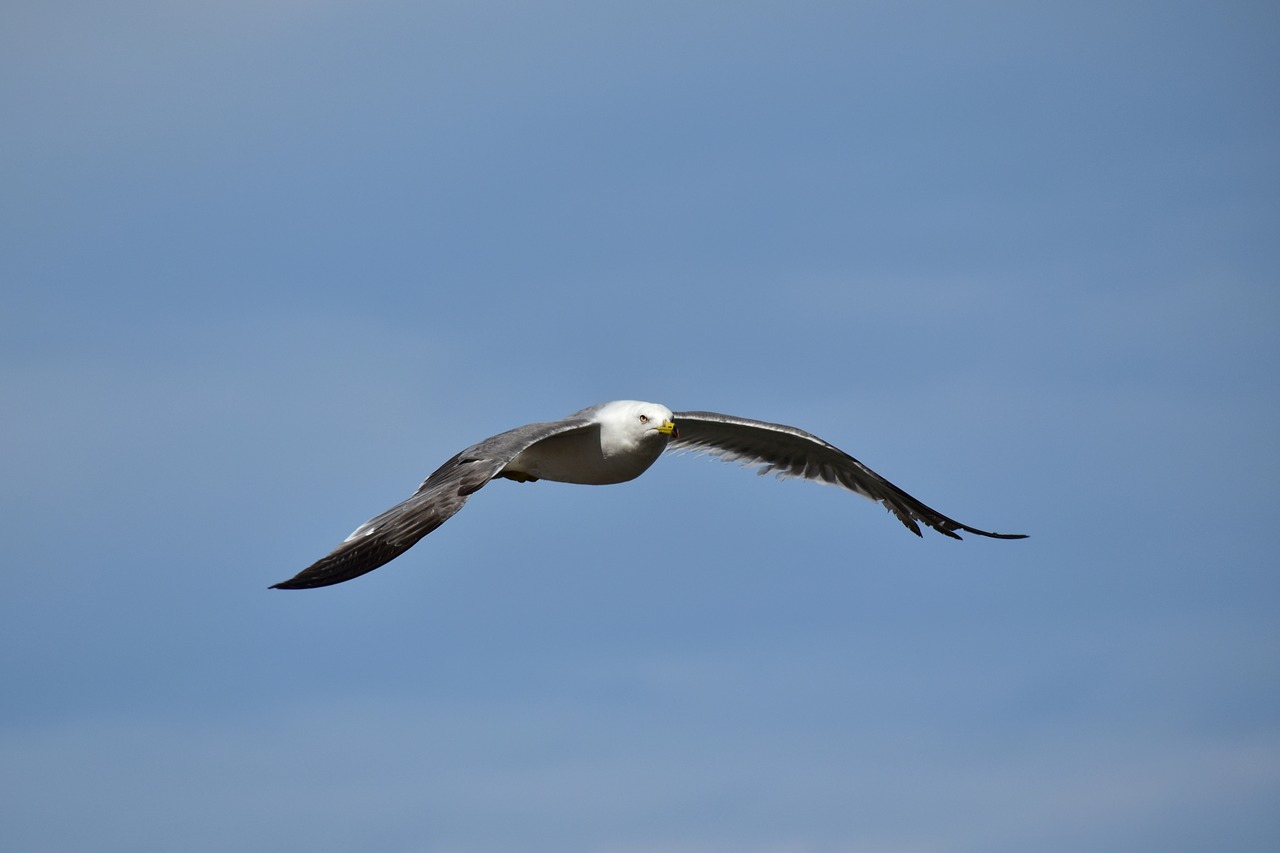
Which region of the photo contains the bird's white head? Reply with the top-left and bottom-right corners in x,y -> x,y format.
597,400 -> 678,449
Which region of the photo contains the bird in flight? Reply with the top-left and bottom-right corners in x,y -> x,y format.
272,400 -> 1026,589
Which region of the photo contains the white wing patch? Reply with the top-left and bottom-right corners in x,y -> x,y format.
342,523 -> 378,544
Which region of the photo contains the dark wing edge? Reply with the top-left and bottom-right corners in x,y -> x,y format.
669,410 -> 1027,541
270,418 -> 597,589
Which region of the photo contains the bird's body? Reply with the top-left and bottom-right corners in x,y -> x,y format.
500,400 -> 672,485
272,400 -> 1025,589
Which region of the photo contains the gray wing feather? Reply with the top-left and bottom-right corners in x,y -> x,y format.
271,418 -> 596,589
669,410 -> 1026,541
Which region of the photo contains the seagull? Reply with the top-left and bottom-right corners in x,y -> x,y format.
271,400 -> 1026,589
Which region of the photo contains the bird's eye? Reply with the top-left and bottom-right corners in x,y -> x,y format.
638,414 -> 649,423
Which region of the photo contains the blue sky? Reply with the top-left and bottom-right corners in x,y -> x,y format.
2,1 -> 1277,850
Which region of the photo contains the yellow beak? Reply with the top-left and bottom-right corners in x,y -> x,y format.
656,419 -> 678,438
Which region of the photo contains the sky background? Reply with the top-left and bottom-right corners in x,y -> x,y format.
2,2 -> 1278,851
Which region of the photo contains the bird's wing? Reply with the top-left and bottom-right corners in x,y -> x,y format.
271,417 -> 597,589
669,410 -> 1026,540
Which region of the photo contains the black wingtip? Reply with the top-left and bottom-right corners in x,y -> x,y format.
269,565 -> 356,590
964,529 -> 1029,540
268,571 -> 361,590
269,534 -> 415,589
268,572 -> 323,590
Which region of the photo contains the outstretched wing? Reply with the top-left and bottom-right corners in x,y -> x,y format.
669,410 -> 1026,540
271,418 -> 596,589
